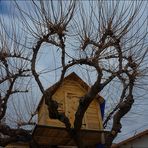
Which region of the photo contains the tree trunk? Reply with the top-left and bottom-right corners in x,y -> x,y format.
104,95 -> 134,148
70,130 -> 85,148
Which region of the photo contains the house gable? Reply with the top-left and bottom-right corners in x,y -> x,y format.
37,72 -> 104,130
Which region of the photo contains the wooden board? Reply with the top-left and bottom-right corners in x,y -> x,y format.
32,125 -> 109,146
5,143 -> 29,148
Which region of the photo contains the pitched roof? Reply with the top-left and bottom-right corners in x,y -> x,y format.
36,72 -> 104,111
112,129 -> 148,147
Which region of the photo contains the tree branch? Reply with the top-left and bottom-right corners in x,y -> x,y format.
0,124 -> 31,147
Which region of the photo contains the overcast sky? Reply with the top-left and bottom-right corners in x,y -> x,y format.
0,0 -> 148,143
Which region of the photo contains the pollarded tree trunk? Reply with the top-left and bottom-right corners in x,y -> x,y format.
104,94 -> 134,148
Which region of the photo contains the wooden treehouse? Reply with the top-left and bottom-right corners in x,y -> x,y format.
33,72 -> 108,147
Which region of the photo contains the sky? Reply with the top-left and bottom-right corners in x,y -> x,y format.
0,0 -> 148,144
0,0 -> 7,15
0,0 -> 16,16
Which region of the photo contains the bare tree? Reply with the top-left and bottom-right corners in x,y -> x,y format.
0,1 -> 148,148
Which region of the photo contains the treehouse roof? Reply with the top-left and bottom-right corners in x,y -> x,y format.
36,72 -> 104,111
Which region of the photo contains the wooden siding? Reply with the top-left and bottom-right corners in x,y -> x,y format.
38,79 -> 103,130
33,125 -> 108,146
5,143 -> 29,148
